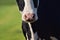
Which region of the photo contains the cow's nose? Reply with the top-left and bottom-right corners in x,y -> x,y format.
24,13 -> 35,22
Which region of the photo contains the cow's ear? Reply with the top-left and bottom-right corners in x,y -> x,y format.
16,0 -> 25,11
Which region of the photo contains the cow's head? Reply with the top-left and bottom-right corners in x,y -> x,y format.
16,0 -> 39,23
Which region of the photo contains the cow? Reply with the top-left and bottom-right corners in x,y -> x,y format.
16,0 -> 60,40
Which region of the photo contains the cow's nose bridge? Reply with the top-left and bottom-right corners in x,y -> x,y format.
23,0 -> 35,14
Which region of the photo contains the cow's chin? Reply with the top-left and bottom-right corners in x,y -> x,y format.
23,19 -> 37,23
22,17 -> 38,23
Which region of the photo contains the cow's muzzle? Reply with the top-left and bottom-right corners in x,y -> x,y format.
22,13 -> 36,23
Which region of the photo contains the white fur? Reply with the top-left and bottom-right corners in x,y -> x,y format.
38,0 -> 39,7
20,0 -> 39,22
39,38 -> 41,40
26,33 -> 29,40
28,23 -> 39,40
34,32 -> 38,40
50,36 -> 58,40
28,22 -> 34,40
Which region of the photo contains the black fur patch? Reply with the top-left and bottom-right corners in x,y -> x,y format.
16,0 -> 25,11
33,0 -> 38,8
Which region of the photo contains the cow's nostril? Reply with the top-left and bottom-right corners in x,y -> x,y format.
25,14 -> 27,18
24,13 -> 36,22
33,14 -> 35,18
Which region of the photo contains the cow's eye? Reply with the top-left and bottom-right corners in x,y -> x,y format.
16,0 -> 25,11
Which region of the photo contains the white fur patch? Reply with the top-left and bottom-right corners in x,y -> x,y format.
39,38 -> 41,40
34,32 -> 38,40
26,33 -> 29,40
50,36 -> 58,40
28,23 -> 39,40
28,22 -> 34,40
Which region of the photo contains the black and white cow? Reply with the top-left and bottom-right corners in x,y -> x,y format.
16,0 -> 60,40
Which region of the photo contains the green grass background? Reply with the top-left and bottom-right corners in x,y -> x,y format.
0,0 -> 25,40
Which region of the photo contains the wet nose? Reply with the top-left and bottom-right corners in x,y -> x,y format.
24,13 -> 35,22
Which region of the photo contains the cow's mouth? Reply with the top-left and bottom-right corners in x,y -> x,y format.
26,18 -> 36,23
22,17 -> 38,23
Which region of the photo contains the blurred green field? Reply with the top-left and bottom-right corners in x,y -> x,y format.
0,0 -> 25,40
